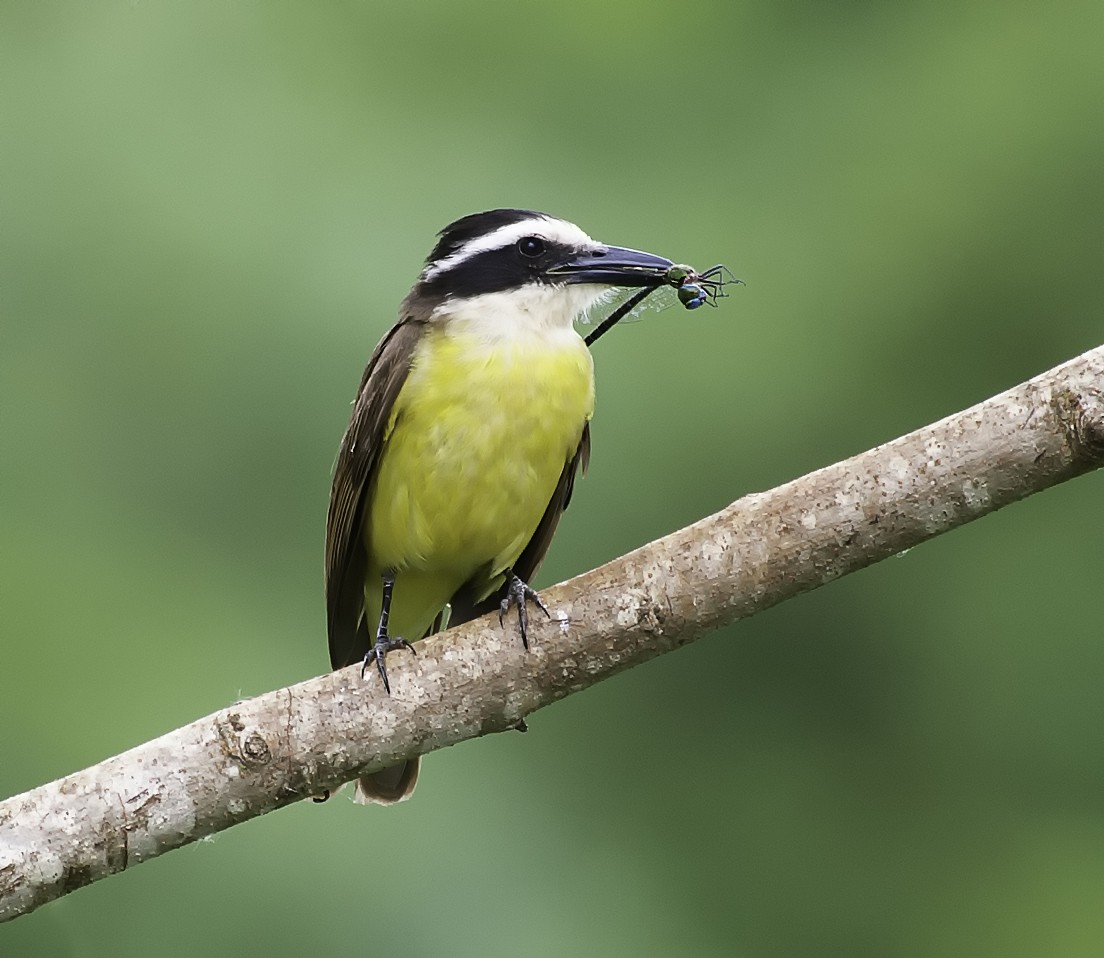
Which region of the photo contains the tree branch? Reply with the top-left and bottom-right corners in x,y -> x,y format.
3,345 -> 1103,922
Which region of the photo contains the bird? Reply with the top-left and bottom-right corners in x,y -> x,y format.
325,208 -> 675,804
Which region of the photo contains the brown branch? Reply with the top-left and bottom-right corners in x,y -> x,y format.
2,345 -> 1102,922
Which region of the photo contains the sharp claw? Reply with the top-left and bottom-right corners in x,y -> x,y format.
361,635 -> 414,695
375,654 -> 391,694
499,573 -> 547,651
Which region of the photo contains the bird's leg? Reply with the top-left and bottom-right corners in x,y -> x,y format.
499,571 -> 550,651
362,570 -> 416,694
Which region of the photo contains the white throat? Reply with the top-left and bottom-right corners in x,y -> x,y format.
431,283 -> 612,340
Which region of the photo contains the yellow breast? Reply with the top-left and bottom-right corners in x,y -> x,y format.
364,321 -> 594,634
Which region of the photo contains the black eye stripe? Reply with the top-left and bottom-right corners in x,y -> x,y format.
419,238 -> 580,300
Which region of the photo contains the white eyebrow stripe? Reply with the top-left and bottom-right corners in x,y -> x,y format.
422,217 -> 599,281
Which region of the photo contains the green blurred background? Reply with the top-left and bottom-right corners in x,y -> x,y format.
3,1 -> 1103,955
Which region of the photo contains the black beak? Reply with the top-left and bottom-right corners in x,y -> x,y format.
548,245 -> 674,287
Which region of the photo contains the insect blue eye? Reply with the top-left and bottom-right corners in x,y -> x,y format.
517,236 -> 545,258
677,282 -> 706,308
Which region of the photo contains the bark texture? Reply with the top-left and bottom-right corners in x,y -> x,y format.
2,345 -> 1102,922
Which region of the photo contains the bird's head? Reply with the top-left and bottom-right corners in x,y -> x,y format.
406,209 -> 674,333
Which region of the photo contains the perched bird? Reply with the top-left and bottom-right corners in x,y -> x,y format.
325,209 -> 675,803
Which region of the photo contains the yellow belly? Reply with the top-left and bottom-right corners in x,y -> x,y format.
363,323 -> 594,639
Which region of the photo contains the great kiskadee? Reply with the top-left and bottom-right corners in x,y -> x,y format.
325,209 -> 675,804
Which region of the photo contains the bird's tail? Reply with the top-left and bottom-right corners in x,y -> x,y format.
352,757 -> 421,805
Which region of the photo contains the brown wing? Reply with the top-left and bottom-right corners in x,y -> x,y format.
326,316 -> 425,669
447,422 -> 591,627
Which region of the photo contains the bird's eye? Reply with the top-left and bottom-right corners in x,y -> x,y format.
517,236 -> 545,258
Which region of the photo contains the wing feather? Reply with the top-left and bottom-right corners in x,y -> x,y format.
325,316 -> 425,669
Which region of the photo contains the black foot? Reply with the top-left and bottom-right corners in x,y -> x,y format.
499,572 -> 550,651
362,633 -> 416,694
